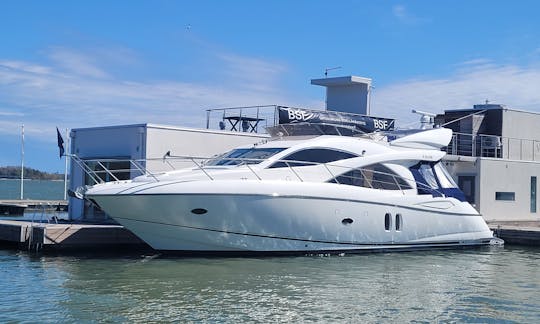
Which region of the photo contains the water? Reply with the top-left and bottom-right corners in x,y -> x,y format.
0,179 -> 65,200
0,246 -> 538,323
1,181 -> 539,322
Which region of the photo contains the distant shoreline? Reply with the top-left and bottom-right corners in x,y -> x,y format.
0,166 -> 65,181
0,178 -> 65,181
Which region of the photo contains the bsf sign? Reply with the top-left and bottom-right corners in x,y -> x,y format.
373,119 -> 388,130
287,108 -> 314,122
277,106 -> 394,133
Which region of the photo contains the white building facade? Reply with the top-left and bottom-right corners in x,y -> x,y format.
438,105 -> 540,222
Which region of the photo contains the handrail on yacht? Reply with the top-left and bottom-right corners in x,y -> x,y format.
69,154 -> 445,197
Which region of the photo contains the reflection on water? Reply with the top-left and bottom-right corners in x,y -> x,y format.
0,246 -> 539,322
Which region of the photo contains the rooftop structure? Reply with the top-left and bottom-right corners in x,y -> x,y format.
311,76 -> 372,115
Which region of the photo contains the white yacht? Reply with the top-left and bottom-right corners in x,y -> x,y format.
83,125 -> 498,254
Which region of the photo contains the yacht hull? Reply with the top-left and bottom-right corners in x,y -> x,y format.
86,180 -> 495,253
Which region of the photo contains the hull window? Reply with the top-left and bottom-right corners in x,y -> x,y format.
191,208 -> 208,215
384,213 -> 392,231
395,214 -> 402,231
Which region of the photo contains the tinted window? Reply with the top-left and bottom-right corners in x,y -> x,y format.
269,148 -> 356,168
206,147 -> 286,166
395,214 -> 402,231
418,164 -> 438,189
384,213 -> 391,231
329,164 -> 412,190
433,162 -> 458,188
495,192 -> 515,201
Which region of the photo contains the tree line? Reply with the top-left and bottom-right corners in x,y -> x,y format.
0,166 -> 64,180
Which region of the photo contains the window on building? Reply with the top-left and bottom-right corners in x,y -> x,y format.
458,176 -> 476,204
84,160 -> 132,185
269,148 -> 357,168
531,176 -> 537,213
495,192 -> 515,201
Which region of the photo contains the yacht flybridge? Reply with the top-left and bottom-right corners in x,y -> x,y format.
81,121 -> 501,254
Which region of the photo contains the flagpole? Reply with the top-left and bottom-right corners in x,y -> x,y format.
64,128 -> 69,200
20,124 -> 24,200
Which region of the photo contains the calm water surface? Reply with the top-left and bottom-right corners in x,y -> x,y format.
0,179 -> 65,200
0,246 -> 538,323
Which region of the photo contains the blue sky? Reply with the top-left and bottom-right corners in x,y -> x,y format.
2,0 -> 540,172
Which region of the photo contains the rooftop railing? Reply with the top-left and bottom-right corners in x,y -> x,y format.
205,105 -> 281,134
446,132 -> 540,161
205,106 -> 540,162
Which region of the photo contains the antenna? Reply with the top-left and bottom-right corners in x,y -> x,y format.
412,109 -> 436,129
324,66 -> 342,77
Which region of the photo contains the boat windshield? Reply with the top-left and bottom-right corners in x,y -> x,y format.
433,162 -> 458,188
206,147 -> 287,166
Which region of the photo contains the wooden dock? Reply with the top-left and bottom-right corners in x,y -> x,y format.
0,219 -> 150,252
0,199 -> 68,215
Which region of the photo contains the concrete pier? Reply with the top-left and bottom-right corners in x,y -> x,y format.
0,220 -> 150,252
488,221 -> 540,246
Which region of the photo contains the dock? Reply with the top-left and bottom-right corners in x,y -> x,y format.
0,219 -> 150,252
0,199 -> 68,215
488,221 -> 540,246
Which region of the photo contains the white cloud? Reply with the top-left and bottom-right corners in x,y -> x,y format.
392,4 -> 428,25
0,49 -> 298,140
216,53 -> 288,92
46,47 -> 111,78
372,61 -> 540,127
0,110 -> 24,117
4,46 -> 540,142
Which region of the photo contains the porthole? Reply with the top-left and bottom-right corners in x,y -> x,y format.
342,218 -> 353,225
395,213 -> 402,231
191,208 -> 208,215
384,213 -> 391,231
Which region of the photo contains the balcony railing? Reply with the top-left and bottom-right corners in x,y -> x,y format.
446,132 -> 540,161
205,105 -> 281,134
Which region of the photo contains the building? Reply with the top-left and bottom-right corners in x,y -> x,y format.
311,76 -> 372,115
436,104 -> 540,221
69,124 -> 268,221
